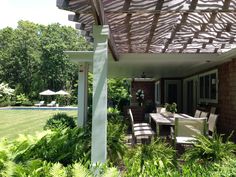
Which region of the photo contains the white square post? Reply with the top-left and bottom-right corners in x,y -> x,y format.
91,25 -> 109,163
78,62 -> 89,127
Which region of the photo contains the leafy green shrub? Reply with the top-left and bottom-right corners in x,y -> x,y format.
0,139 -> 11,172
183,133 -> 236,164
0,83 -> 14,104
124,139 -> 176,176
44,113 -> 76,130
22,100 -> 33,106
108,107 -> 120,117
108,79 -> 130,110
71,163 -> 120,177
0,101 -> 11,107
13,128 -> 90,166
107,119 -> 127,165
212,157 -> 236,177
181,157 -> 236,177
1,157 -> 119,177
0,137 -> 119,177
106,107 -> 128,165
15,93 -> 29,106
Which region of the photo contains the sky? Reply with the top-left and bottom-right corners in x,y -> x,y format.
0,0 -> 75,29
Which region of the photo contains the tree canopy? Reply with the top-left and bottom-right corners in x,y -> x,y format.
0,21 -> 92,103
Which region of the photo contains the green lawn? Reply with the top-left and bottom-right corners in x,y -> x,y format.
0,110 -> 77,140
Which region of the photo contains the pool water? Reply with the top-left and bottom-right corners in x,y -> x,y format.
0,106 -> 77,111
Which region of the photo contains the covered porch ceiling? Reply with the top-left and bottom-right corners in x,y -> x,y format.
57,0 -> 236,78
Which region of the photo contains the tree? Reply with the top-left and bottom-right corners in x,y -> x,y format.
39,23 -> 92,102
108,79 -> 130,109
0,21 -> 92,102
0,21 -> 41,96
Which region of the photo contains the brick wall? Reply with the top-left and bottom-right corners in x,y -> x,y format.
131,81 -> 155,105
218,58 -> 236,141
129,81 -> 155,122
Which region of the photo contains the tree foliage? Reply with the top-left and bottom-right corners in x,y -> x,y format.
0,21 -> 92,102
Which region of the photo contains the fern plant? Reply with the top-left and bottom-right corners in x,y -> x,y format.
124,139 -> 176,176
184,133 -> 236,163
107,120 -> 127,165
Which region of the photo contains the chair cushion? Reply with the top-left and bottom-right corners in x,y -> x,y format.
134,129 -> 155,137
133,123 -> 150,127
176,137 -> 196,144
134,126 -> 152,131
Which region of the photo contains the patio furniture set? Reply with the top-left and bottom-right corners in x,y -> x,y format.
34,101 -> 57,107
128,107 -> 218,146
34,89 -> 69,107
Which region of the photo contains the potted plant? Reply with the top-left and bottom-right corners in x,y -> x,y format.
165,102 -> 177,117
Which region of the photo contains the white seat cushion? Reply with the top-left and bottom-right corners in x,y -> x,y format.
176,137 -> 196,144
133,123 -> 150,127
134,129 -> 155,137
134,126 -> 152,131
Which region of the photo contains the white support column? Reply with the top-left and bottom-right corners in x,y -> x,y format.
78,62 -> 89,127
91,25 -> 109,164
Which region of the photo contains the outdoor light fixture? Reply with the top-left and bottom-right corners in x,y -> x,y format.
141,72 -> 146,78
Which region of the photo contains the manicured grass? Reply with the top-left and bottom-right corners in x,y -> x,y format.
0,110 -> 77,140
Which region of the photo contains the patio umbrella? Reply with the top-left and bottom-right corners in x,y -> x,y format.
55,90 -> 69,106
55,90 -> 69,95
39,89 -> 56,95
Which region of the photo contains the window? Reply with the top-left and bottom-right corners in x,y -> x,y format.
199,70 -> 218,103
155,81 -> 161,105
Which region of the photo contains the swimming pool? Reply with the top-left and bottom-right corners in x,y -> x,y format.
0,106 -> 77,111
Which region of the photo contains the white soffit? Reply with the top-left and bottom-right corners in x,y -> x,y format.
65,49 -> 236,79
108,51 -> 236,78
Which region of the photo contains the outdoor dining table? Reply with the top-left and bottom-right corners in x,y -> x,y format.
149,113 -> 194,136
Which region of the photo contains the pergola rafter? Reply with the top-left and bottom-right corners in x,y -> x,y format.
58,0 -> 236,58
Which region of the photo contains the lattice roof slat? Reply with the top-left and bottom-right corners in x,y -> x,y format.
57,0 -> 236,56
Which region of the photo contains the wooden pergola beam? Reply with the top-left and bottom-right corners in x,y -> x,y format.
162,0 -> 197,53
68,14 -> 80,22
58,0 -> 236,54
162,13 -> 188,53
125,14 -> 132,53
90,0 -> 120,61
56,0 -> 69,9
75,23 -> 86,30
179,38 -> 193,53
145,0 -> 164,53
104,9 -> 236,13
223,0 -> 231,10
123,0 -> 132,52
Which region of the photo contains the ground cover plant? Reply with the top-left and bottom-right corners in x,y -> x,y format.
0,109 -> 127,176
123,139 -> 178,177
0,109 -> 236,176
0,87 -> 235,176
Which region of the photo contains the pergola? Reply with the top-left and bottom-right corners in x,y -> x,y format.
58,0 -> 236,57
57,0 -> 236,163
